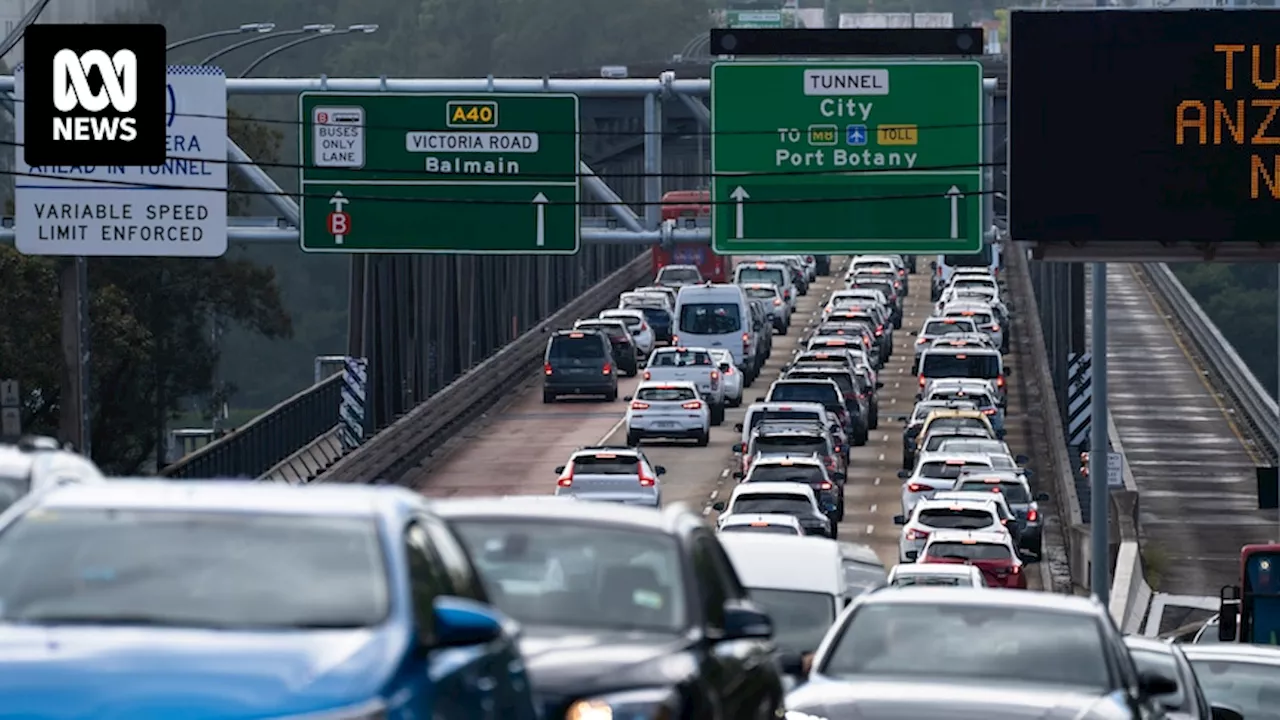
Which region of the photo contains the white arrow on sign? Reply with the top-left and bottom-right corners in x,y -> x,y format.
329,191 -> 349,213
730,186 -> 750,239
946,186 -> 963,240
533,192 -> 548,247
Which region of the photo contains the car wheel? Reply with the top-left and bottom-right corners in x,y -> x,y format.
869,410 -> 879,430
626,431 -> 641,446
777,324 -> 788,336
606,387 -> 618,402
542,391 -> 555,404
836,500 -> 845,522
696,430 -> 710,447
711,403 -> 725,425
729,395 -> 741,408
829,524 -> 839,540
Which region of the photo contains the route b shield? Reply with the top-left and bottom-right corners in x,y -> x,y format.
328,212 -> 350,237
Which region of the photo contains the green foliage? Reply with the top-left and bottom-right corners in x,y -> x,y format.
1170,263 -> 1278,396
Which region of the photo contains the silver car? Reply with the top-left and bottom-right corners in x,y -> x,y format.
553,446 -> 665,506
709,348 -> 744,407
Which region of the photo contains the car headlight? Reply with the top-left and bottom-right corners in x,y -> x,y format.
564,687 -> 680,720
273,699 -> 386,720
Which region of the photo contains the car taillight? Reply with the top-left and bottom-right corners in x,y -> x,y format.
906,528 -> 929,540
819,481 -> 832,490
672,335 -> 679,344
1027,508 -> 1039,522
784,289 -> 791,299
1011,564 -> 1021,575
824,305 -> 833,313
724,366 -> 734,375
919,375 -> 926,387
826,457 -> 837,471
806,255 -> 814,262
916,337 -> 927,345
982,408 -> 997,415
682,400 -> 703,410
875,326 -> 883,336
898,268 -> 905,275
643,370 -> 651,380
602,363 -> 612,375
638,470 -> 656,487
996,375 -> 1005,388
631,401 -> 650,410
710,370 -> 720,385
991,323 -> 1000,332
742,332 -> 751,345
544,363 -> 553,375
907,483 -> 927,492
773,298 -> 782,306
557,466 -> 574,487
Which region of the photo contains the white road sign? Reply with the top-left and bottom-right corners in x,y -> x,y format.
1107,451 -> 1125,488
14,65 -> 229,257
312,106 -> 365,169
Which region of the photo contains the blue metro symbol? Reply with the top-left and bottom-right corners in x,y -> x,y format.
846,124 -> 867,146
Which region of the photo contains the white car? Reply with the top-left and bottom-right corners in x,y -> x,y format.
898,451 -> 996,517
708,348 -> 743,407
893,496 -> 1006,563
886,563 -> 986,588
717,513 -> 804,536
939,301 -> 1004,353
713,482 -> 832,538
642,346 -> 727,423
623,380 -> 710,446
599,308 -> 655,356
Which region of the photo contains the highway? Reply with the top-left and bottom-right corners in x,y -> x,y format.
1102,264 -> 1274,595
405,259 -> 1047,589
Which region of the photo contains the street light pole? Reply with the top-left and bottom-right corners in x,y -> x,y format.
238,24 -> 379,77
198,24 -> 335,66
166,23 -> 275,52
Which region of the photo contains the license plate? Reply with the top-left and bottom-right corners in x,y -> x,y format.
654,422 -> 676,428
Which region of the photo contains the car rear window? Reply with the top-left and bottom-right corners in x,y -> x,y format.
633,307 -> 669,325
753,437 -> 827,456
789,372 -> 855,397
832,297 -> 864,310
956,480 -> 1030,503
920,353 -> 1001,379
770,383 -> 840,406
925,434 -> 988,452
678,303 -> 742,335
650,349 -> 712,367
923,320 -> 975,336
731,494 -> 812,515
926,542 -> 1010,562
747,465 -> 825,484
550,335 -> 606,360
748,410 -> 822,432
737,267 -> 786,287
918,508 -> 995,530
946,311 -> 993,325
577,322 -> 626,339
603,314 -> 642,328
743,286 -> 779,300
721,524 -> 799,535
894,575 -> 966,587
928,418 -> 990,434
919,461 -> 990,479
931,391 -> 995,407
636,386 -> 697,402
658,267 -> 702,284
571,455 -> 640,474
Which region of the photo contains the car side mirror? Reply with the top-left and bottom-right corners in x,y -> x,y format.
432,596 -> 504,648
1015,454 -> 1029,464
1021,469 -> 1035,479
722,598 -> 773,640
654,466 -> 667,476
895,415 -> 909,422
832,472 -> 846,481
712,501 -> 726,512
1219,585 -> 1241,641
1138,671 -> 1178,698
830,424 -> 841,434
1035,492 -> 1050,502
930,261 -> 937,270
756,396 -> 767,403
733,471 -> 744,480
915,393 -> 923,401
778,650 -> 805,676
897,470 -> 911,479
720,363 -> 731,371
731,443 -> 743,453
996,429 -> 1007,440
733,422 -> 744,432
1003,367 -> 1013,377
623,395 -> 633,401
907,330 -> 917,336
875,381 -> 885,389
893,514 -> 906,525
1210,704 -> 1245,720
554,465 -> 565,474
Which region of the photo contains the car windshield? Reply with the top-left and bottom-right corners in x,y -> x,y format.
1127,648 -> 1188,711
678,303 -> 741,335
1188,657 -> 1280,717
450,520 -> 686,633
923,320 -> 975,335
852,281 -> 894,298
636,386 -> 697,402
770,384 -> 839,406
748,465 -> 824,484
919,461 -> 989,479
823,603 -> 1109,690
921,353 -> 1000,379
550,335 -> 606,361
738,268 -> 786,287
754,437 -> 827,456
658,267 -> 701,284
571,455 -> 640,475
0,509 -> 389,628
918,508 -> 995,530
747,588 -> 835,654
956,480 -> 1031,503
721,524 -> 799,535
926,541 -> 1011,562
932,391 -> 996,409
651,350 -> 712,367
731,494 -> 812,515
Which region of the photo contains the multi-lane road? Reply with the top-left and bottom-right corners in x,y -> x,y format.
403,259 -> 1045,588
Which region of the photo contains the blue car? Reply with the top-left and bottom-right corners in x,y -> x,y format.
0,480 -> 539,720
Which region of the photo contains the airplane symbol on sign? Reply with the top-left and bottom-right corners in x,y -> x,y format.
846,125 -> 867,146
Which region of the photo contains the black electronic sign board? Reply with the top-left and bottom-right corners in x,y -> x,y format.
1010,9 -> 1280,256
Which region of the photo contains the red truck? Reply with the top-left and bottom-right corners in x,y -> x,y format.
652,190 -> 733,283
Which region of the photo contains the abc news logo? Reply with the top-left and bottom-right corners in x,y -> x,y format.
23,24 -> 167,166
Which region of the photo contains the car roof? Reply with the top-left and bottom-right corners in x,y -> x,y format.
601,308 -> 643,317
958,470 -> 1030,484
928,529 -> 1009,544
1123,636 -> 1177,653
922,346 -> 1000,357
752,424 -> 825,437
917,496 -> 998,510
1180,644 -> 1280,664
750,454 -> 824,467
34,480 -> 423,517
719,513 -> 802,527
916,451 -> 996,464
838,541 -> 885,567
731,482 -> 814,497
654,345 -> 710,354
571,446 -> 640,458
892,563 -> 979,577
933,491 -> 1010,509
928,377 -> 993,387
923,409 -> 986,420
637,380 -> 698,390
749,401 -> 826,411
859,586 -> 1104,615
0,448 -> 33,478
433,495 -> 693,533
719,535 -> 843,594
773,378 -> 839,387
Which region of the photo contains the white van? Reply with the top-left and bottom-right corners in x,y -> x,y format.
718,534 -> 847,680
674,283 -> 752,370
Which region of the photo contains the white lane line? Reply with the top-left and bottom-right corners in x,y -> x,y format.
881,434 -> 889,442
874,477 -> 881,485
878,453 -> 885,461
720,468 -> 730,479
710,490 -> 718,500
870,503 -> 877,512
897,367 -> 905,374
599,415 -> 627,444
702,506 -> 712,516
894,381 -> 900,389
865,524 -> 875,535
889,397 -> 897,404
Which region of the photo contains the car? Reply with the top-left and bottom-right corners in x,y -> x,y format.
632,285 -> 679,310
0,436 -> 106,512
931,490 -> 1022,552
740,282 -> 790,333
714,482 -> 834,538
573,318 -> 640,376
435,497 -> 786,720
623,381 -> 711,446
599,308 -> 655,356
734,261 -> 797,311
707,348 -> 744,407
931,438 -> 1026,471
737,454 -> 842,522
911,316 -> 981,371
654,263 -> 704,287
899,451 -> 997,516
1180,644 -> 1280,719
745,298 -> 773,376
837,542 -> 888,596
787,588 -> 1175,719
717,513 -> 805,536
917,346 -> 1008,407
783,366 -> 872,438
543,329 -> 619,403
921,378 -> 1005,432
736,422 -> 845,485
553,446 -> 666,506
1123,636 -> 1244,720
718,534 -> 848,684
618,296 -> 675,346
736,401 -> 849,461
893,496 -> 1008,563
764,378 -> 861,445
886,562 -> 987,587
905,408 -> 999,468
939,301 -> 1005,355
0,480 -> 539,719
955,472 -> 1052,557
642,346 -> 727,424
919,529 -> 1026,589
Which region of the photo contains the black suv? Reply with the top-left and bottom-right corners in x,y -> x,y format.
435,496 -> 785,720
543,329 -> 619,403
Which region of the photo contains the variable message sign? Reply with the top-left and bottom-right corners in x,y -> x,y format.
299,93 -> 579,254
711,61 -> 983,255
1010,10 -> 1280,251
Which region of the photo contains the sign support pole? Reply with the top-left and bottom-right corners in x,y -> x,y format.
1090,260 -> 1109,603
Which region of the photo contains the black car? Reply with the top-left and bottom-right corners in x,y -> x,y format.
766,378 -> 865,446
435,498 -> 785,720
543,330 -> 619,403
786,587 -> 1176,719
573,319 -> 639,376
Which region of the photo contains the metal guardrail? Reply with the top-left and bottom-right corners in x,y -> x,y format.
1142,263 -> 1280,460
316,252 -> 652,486
159,373 -> 344,479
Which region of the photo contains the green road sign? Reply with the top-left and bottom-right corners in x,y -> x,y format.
710,61 -> 983,255
299,92 -> 579,254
